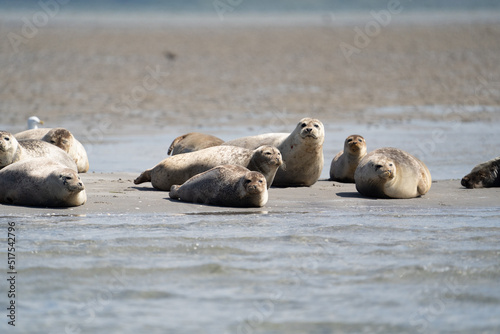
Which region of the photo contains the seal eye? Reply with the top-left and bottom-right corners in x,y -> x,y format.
314,124 -> 319,128
301,123 -> 307,128
375,164 -> 383,170
4,137 -> 9,141
358,139 -> 363,142
347,138 -> 352,143
389,163 -> 393,167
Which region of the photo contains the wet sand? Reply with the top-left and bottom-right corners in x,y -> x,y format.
2,173 -> 499,216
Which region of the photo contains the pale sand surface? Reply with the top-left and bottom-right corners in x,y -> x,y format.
1,173 -> 498,216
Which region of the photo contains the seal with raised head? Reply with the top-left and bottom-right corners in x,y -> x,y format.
0,131 -> 76,171
170,165 -> 268,207
354,147 -> 432,199
15,128 -> 89,173
461,156 -> 500,188
223,118 -> 325,187
168,132 -> 224,155
330,134 -> 367,183
134,145 -> 282,191
0,158 -> 86,207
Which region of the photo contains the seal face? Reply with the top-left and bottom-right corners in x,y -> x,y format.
168,132 -> 224,155
354,147 -> 432,199
223,118 -> 325,187
0,131 -> 19,168
170,165 -> 268,207
0,158 -> 86,207
461,156 -> 500,188
15,128 -> 89,173
330,134 -> 367,183
134,145 -> 282,191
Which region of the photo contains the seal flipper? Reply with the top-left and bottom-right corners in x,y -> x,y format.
134,169 -> 152,184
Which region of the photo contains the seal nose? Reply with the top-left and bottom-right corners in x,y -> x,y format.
304,127 -> 312,134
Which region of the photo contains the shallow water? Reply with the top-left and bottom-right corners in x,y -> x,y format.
2,204 -> 500,333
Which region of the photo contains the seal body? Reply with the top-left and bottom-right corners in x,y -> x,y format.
168,132 -> 224,155
330,134 -> 367,183
134,145 -> 282,191
0,158 -> 86,207
170,165 -> 268,207
461,157 -> 500,188
15,128 -> 89,173
0,131 -> 76,171
223,118 -> 325,187
354,147 -> 432,199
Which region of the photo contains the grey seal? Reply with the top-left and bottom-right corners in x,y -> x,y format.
461,156 -> 500,188
354,147 -> 432,199
170,165 -> 268,207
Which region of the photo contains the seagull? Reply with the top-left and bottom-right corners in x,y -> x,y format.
27,116 -> 44,129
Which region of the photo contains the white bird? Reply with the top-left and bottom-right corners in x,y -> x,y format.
27,116 -> 44,129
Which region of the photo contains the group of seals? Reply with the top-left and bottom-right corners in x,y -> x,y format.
0,118 -> 89,207
170,165 -> 268,207
134,145 -> 282,191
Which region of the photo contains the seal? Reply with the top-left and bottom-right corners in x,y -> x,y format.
329,135 -> 367,183
134,145 -> 282,191
27,116 -> 44,129
15,128 -> 90,173
0,158 -> 86,207
0,131 -> 77,171
168,132 -> 224,155
461,156 -> 500,188
354,147 -> 432,199
170,165 -> 268,207
223,118 -> 325,187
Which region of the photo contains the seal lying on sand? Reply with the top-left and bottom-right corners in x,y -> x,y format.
170,165 -> 268,207
354,147 -> 432,199
329,134 -> 367,183
134,145 -> 282,191
461,156 -> 500,188
15,128 -> 89,173
168,132 -> 224,155
223,118 -> 325,187
0,158 -> 86,207
0,131 -> 76,171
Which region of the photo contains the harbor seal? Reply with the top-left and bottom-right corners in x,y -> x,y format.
170,165 -> 268,207
15,128 -> 89,173
134,145 -> 282,191
461,156 -> 500,188
354,147 -> 432,199
0,158 -> 86,207
0,131 -> 76,171
27,116 -> 44,129
223,118 -> 325,187
168,132 -> 224,155
329,134 -> 367,183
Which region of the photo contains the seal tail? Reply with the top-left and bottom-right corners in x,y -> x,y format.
169,185 -> 180,199
134,169 -> 152,184
167,134 -> 188,155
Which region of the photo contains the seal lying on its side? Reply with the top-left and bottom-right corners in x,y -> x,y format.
329,134 -> 367,183
0,131 -> 76,171
0,158 -> 86,207
168,132 -> 224,155
15,128 -> 89,173
354,147 -> 432,199
223,118 -> 325,187
461,156 -> 500,188
170,165 -> 268,207
134,145 -> 282,191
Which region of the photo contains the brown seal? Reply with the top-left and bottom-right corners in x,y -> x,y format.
354,147 -> 432,199
329,134 -> 367,183
0,158 -> 86,207
170,165 -> 268,207
134,145 -> 282,191
168,132 -> 224,155
223,118 -> 325,187
461,156 -> 500,188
